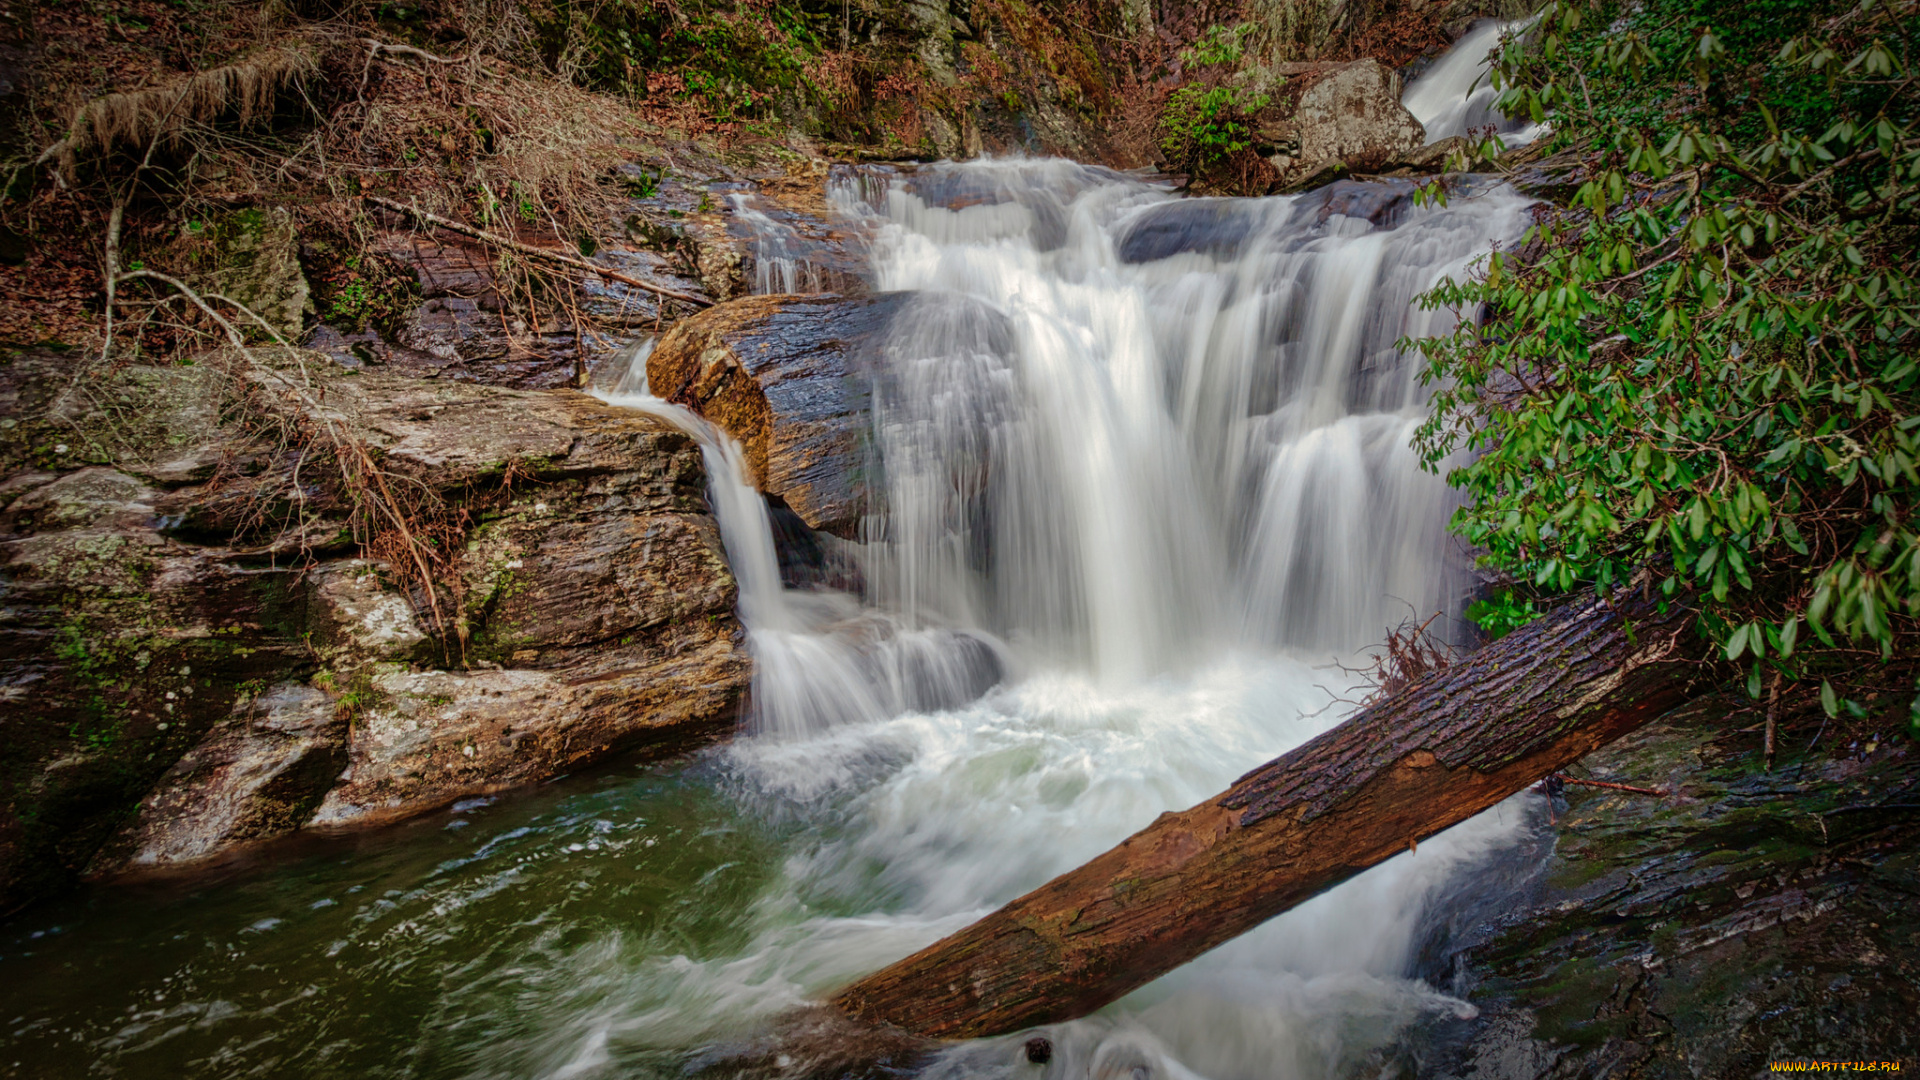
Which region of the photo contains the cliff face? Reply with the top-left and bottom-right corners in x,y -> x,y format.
0,350 -> 750,912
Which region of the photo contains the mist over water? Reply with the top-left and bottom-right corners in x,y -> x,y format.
0,36 -> 1548,1080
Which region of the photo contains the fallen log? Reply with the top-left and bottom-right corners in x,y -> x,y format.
831,589 -> 1710,1039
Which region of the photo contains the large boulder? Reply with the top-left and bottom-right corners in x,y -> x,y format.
648,292 -> 917,539
1257,59 -> 1428,191
0,349 -> 750,905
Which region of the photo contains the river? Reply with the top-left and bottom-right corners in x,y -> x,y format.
0,27 -> 1545,1080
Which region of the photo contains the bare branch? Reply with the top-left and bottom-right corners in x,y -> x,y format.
363,193 -> 712,307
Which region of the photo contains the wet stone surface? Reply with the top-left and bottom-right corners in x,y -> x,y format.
1116,198 -> 1265,264
648,291 -> 916,539
1396,701 -> 1920,1077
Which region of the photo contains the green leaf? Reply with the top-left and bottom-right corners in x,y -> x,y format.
1726,622 -> 1751,660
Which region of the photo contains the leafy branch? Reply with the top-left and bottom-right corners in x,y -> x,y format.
1409,0 -> 1920,733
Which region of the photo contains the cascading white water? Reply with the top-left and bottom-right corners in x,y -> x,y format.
851,162 -> 1532,665
596,343 -> 1010,742
1402,18 -> 1548,146
730,193 -> 828,295
579,150 -> 1542,1078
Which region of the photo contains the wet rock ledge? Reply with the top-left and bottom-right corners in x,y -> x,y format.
648,291 -> 913,539
0,349 -> 749,913
1396,700 -> 1920,1077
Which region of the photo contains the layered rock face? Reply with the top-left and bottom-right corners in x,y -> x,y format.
0,350 -> 749,911
648,292 -> 916,539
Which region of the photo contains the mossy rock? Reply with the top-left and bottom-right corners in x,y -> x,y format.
199,207 -> 314,340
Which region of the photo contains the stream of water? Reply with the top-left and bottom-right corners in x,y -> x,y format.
0,37 -> 1543,1080
1402,18 -> 1546,147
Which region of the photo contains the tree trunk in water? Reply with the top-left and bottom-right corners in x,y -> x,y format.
830,590 -> 1709,1040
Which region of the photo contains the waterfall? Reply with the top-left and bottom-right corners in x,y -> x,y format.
1402,18 -> 1548,146
586,138 -> 1541,1075
851,163 -> 1532,668
729,193 -> 828,295
0,36 -> 1569,1080
596,346 -> 1008,741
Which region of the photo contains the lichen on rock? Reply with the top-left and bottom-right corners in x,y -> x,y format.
199,207 -> 314,340
1258,59 -> 1427,190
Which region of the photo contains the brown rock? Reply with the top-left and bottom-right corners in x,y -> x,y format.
361,231 -> 583,388
198,207 -> 314,340
0,351 -> 750,902
258,371 -> 754,829
0,496 -> 312,908
648,292 -> 917,538
684,212 -> 748,302
308,637 -> 742,827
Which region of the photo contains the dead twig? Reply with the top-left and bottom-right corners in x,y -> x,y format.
358,38 -> 468,100
363,194 -> 711,308
1551,773 -> 1669,797
116,268 -> 457,649
361,39 -> 466,65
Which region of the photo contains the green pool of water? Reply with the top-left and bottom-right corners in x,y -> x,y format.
0,753 -> 796,1079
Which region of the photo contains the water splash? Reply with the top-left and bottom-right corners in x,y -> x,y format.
596,349 -> 1007,742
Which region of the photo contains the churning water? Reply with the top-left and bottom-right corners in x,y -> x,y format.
589,158 -> 1537,1076
0,40 -> 1548,1080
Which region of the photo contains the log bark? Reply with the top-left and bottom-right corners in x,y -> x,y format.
830,589 -> 1710,1040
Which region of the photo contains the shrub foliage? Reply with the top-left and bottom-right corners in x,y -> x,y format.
1412,0 -> 1920,728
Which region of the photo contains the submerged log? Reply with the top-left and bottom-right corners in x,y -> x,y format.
831,590 -> 1710,1039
